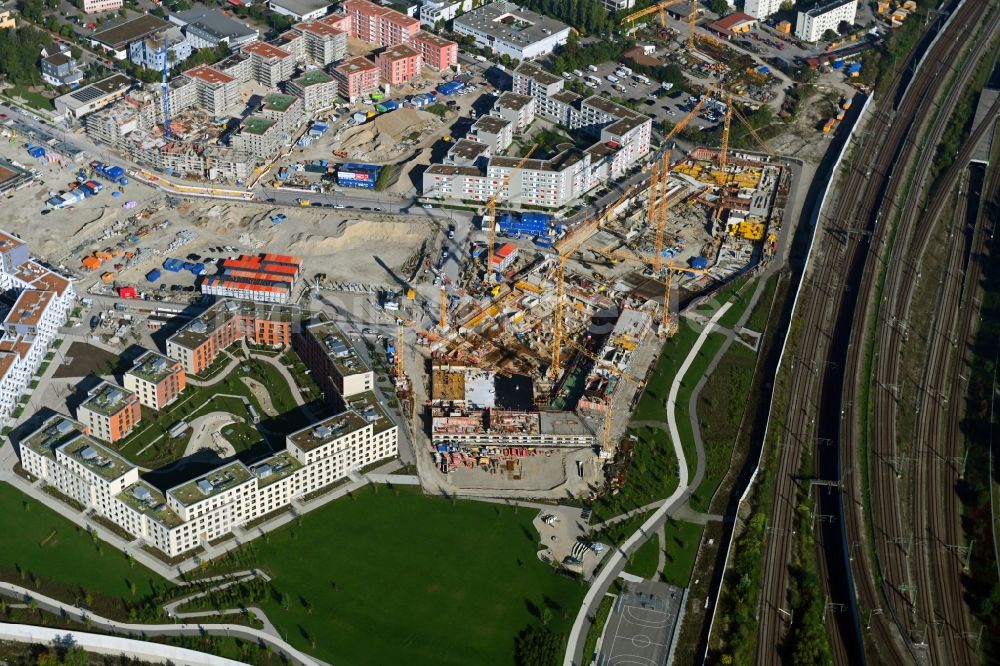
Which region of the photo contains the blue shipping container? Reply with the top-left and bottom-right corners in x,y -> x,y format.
146,269 -> 161,283
190,263 -> 206,275
381,100 -> 400,111
163,258 -> 183,272
436,81 -> 463,95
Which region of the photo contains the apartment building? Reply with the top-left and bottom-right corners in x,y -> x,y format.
286,70 -> 337,111
124,351 -> 186,410
376,44 -> 422,85
795,0 -> 858,41
744,0 -> 783,19
453,1 -> 570,60
183,65 -> 241,119
332,57 -> 379,102
294,319 -> 374,408
19,393 -> 398,558
345,0 -> 419,47
411,30 -> 457,69
292,19 -> 347,65
77,381 -> 142,444
268,0 -> 331,21
260,93 -> 305,135
128,27 -> 191,71
468,114 -> 513,153
0,232 -> 74,422
242,41 -> 296,88
418,0 -> 472,26
231,116 -> 288,158
493,92 -> 535,131
166,300 -> 296,374
83,0 -> 123,13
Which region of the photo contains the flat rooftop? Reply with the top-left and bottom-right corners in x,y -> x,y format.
381,44 -> 419,60
491,147 -> 585,173
243,41 -> 292,60
59,435 -> 135,482
425,163 -> 483,177
81,382 -> 136,417
0,230 -> 25,253
496,92 -> 533,111
21,414 -> 85,461
336,56 -> 377,74
242,115 -> 276,135
448,139 -> 489,162
414,29 -> 453,48
472,115 -> 510,134
295,20 -> 343,37
270,0 -> 331,17
92,15 -> 170,49
293,69 -> 334,86
263,92 -> 299,112
174,8 -> 258,41
250,451 -> 302,488
287,409 -> 370,452
168,300 -> 302,351
184,65 -> 235,86
455,3 -> 570,47
127,350 -> 178,384
57,74 -> 132,110
5,289 -> 54,327
345,390 -> 395,435
306,320 -> 370,378
515,61 -> 561,87
118,481 -> 183,528
169,461 -> 254,507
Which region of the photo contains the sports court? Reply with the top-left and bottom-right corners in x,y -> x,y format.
598,580 -> 684,666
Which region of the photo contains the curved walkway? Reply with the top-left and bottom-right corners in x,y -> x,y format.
564,304 -> 731,665
0,581 -> 324,666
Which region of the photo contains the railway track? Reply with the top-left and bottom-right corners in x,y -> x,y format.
753,0 -> 995,662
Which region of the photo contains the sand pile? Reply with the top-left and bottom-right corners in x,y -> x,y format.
284,219 -> 428,256
373,109 -> 437,140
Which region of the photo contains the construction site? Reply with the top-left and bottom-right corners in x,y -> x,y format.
398,94 -> 790,498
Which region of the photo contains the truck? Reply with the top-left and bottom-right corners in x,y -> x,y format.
633,74 -> 650,84
606,74 -> 619,83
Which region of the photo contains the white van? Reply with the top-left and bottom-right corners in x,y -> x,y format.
606,74 -> 619,83
572,69 -> 584,77
587,64 -> 599,72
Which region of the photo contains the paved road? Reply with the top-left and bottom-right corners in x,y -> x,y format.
0,580 -> 323,666
564,304 -> 730,665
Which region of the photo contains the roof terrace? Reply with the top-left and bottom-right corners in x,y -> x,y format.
20,414 -> 85,460
59,435 -> 135,481
118,481 -> 183,528
250,451 -> 302,488
288,410 -> 369,452
127,351 -> 177,384
169,461 -> 253,507
307,320 -> 370,378
81,382 -> 136,417
345,390 -> 395,435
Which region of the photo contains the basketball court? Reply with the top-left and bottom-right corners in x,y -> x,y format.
598,580 -> 684,666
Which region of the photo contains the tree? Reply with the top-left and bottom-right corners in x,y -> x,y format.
821,28 -> 839,42
780,0 -> 794,9
710,0 -> 729,15
514,626 -> 563,666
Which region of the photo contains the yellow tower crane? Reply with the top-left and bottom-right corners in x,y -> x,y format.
621,0 -> 685,28
719,91 -> 733,169
395,322 -> 405,384
485,145 -> 537,284
438,286 -> 448,331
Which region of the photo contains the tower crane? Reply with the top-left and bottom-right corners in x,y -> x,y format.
719,91 -> 733,169
439,286 -> 448,331
485,144 -> 537,284
620,0 -> 684,28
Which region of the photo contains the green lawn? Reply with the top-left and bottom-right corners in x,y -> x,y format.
199,486 -> 585,666
0,483 -> 170,613
694,343 -> 757,513
4,84 -> 55,111
625,531 -> 660,579
633,323 -> 702,423
659,519 -> 704,587
745,275 -> 778,332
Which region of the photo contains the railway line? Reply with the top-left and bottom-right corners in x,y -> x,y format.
753,0 -> 996,662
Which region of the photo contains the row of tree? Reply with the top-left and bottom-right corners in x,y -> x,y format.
0,25 -> 53,87
518,0 -> 613,36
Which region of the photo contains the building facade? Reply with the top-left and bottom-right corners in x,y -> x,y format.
376,44 -> 423,85
418,0 -> 472,26
83,0 -> 123,14
743,0 -> 783,19
795,0 -> 858,41
124,351 -> 186,410
166,301 -> 296,374
294,320 -> 374,408
332,56 -> 380,101
292,19 -> 347,65
41,52 -> 84,87
76,382 -> 142,444
286,70 -> 337,111
19,390 -> 397,558
128,28 -> 192,71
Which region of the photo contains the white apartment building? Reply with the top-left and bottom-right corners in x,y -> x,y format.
19,389 -> 398,558
418,0 -> 472,26
83,0 -> 123,13
0,231 -> 74,423
423,62 -> 651,209
795,0 -> 858,41
743,0 -> 783,19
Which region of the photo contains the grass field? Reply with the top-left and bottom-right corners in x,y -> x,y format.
0,483 -> 169,608
4,84 -> 55,111
633,323 -> 702,423
626,531 -> 660,579
659,519 -> 704,587
199,486 -> 585,666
